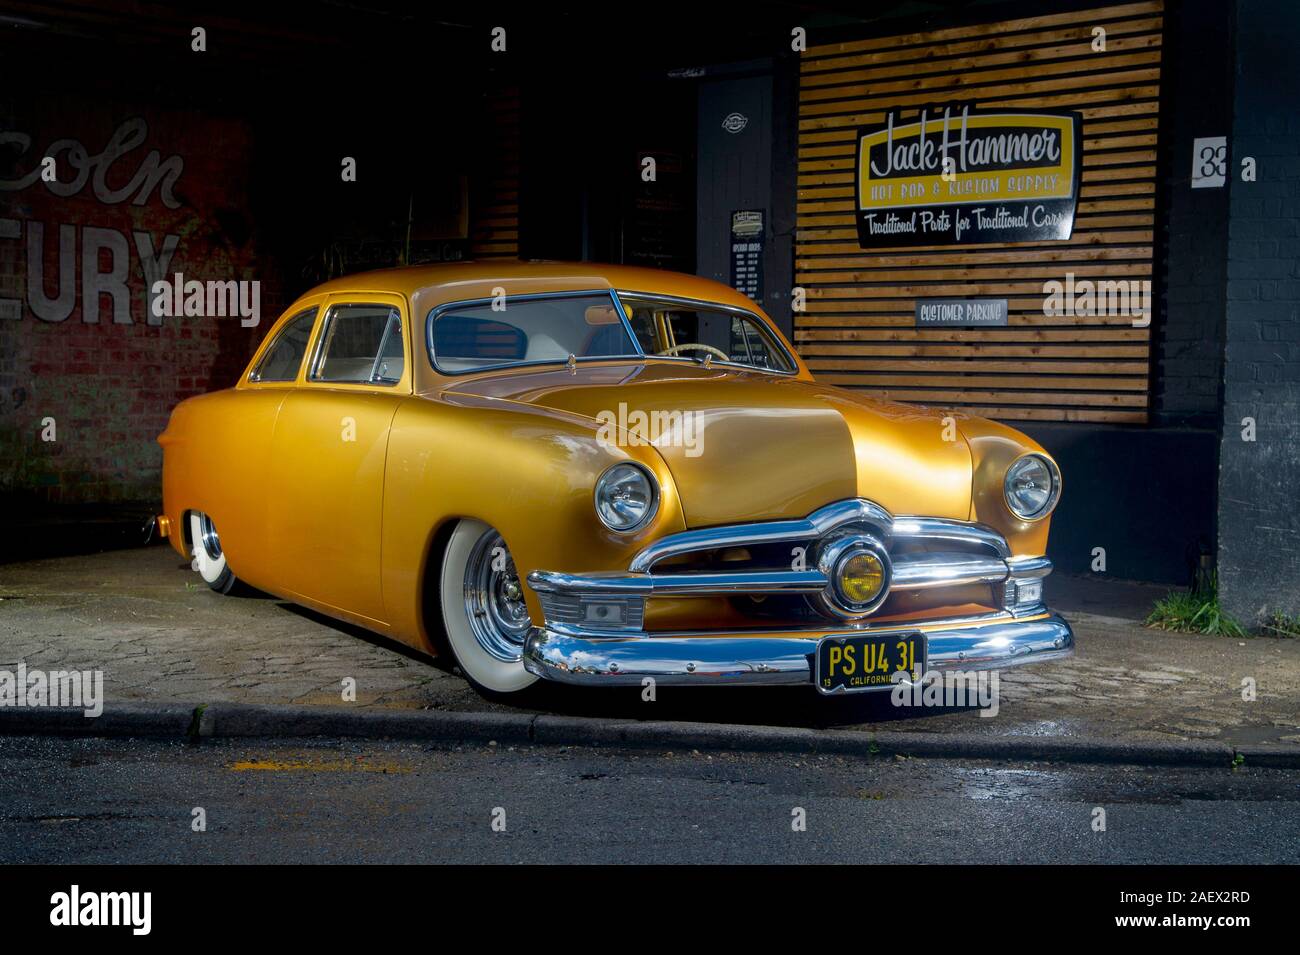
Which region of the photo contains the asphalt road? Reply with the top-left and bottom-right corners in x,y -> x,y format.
2,735 -> 1297,864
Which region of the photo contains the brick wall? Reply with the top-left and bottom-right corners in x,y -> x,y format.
1217,0 -> 1300,623
1154,0 -> 1232,427
0,97 -> 280,509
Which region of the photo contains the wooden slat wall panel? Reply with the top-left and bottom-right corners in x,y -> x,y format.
469,88 -> 520,258
796,1 -> 1162,423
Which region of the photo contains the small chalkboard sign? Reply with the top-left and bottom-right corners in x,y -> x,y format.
730,209 -> 764,303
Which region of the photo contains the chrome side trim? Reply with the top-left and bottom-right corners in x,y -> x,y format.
522,613 -> 1075,687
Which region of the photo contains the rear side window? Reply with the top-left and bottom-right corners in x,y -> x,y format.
251,307 -> 318,382
310,304 -> 405,384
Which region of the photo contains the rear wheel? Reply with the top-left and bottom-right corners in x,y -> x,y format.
439,519 -> 539,695
188,511 -> 238,594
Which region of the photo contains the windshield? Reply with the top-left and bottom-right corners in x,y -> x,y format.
428,289 -> 796,376
429,292 -> 640,374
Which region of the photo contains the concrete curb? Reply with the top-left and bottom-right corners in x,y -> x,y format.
196,702 -> 534,744
1,701 -> 1295,768
0,702 -> 194,737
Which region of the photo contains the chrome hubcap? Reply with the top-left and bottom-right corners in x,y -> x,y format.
464,529 -> 531,662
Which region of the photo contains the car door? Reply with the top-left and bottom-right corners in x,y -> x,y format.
210,298 -> 325,587
264,292 -> 412,626
177,299 -> 326,591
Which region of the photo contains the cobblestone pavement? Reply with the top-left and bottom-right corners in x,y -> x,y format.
2,545 -> 1298,747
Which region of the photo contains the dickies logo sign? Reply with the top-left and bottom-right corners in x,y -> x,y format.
855,106 -> 1081,248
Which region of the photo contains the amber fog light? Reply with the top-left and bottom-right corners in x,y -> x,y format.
838,551 -> 886,605
814,533 -> 892,620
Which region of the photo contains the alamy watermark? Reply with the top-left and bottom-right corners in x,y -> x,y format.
595,402 -> 704,457
50,885 -> 151,935
0,663 -> 103,717
891,667 -> 1000,717
149,272 -> 260,327
1043,272 -> 1150,327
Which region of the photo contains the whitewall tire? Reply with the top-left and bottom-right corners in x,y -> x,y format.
439,519 -> 539,695
189,511 -> 238,594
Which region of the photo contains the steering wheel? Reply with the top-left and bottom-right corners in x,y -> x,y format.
659,343 -> 729,361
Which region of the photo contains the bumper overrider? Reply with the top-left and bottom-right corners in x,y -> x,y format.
522,499 -> 1074,690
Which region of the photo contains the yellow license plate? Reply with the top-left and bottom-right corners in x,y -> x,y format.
815,632 -> 925,694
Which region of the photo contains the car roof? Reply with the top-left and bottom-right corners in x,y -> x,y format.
302,260 -> 765,313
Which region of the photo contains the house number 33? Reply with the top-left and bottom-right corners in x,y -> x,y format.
1192,136 -> 1227,188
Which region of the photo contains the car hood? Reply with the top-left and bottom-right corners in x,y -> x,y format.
441,362 -> 973,527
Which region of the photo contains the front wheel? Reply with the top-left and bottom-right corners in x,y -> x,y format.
439,519 -> 539,696
188,511 -> 239,594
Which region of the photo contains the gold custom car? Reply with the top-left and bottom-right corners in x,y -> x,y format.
158,262 -> 1072,698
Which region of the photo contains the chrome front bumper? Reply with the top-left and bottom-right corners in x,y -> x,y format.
522,613 -> 1074,687
522,498 -> 1074,688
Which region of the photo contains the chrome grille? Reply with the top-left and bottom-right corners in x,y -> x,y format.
528,498 -> 1053,632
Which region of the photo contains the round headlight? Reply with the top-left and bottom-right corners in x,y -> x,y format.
594,463 -> 659,532
1003,453 -> 1061,521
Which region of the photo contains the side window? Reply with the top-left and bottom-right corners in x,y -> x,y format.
374,312 -> 405,382
622,299 -> 795,373
732,317 -> 785,370
625,309 -> 659,354
251,307 -> 318,382
310,304 -> 405,384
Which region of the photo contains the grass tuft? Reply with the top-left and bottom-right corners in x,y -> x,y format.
1145,574 -> 1247,638
1262,609 -> 1300,639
